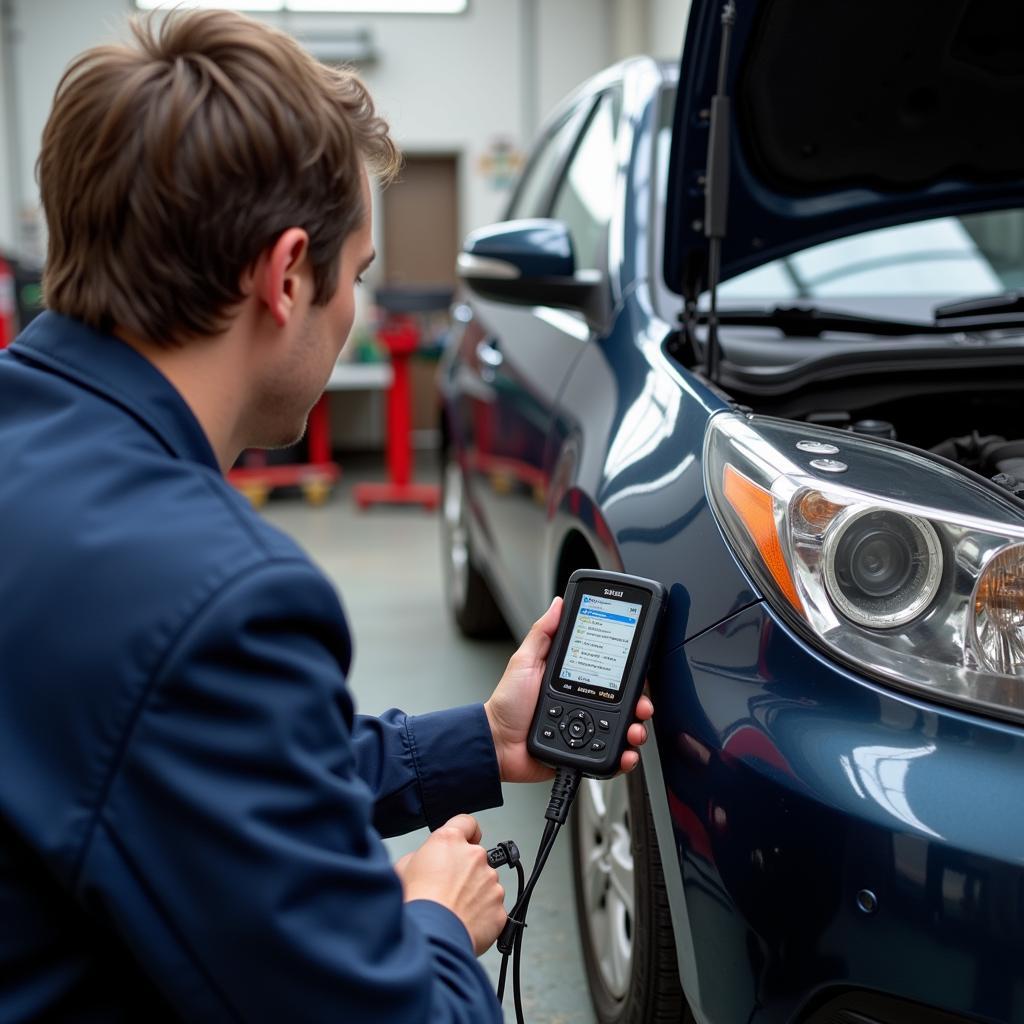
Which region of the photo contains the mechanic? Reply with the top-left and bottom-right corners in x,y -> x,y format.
0,8 -> 654,1023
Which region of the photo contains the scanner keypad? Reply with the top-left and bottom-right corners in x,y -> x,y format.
539,704 -> 617,756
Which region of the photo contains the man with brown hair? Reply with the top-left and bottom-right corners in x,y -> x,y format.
0,7 -> 654,1023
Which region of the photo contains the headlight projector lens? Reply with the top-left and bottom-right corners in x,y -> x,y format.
822,508 -> 942,628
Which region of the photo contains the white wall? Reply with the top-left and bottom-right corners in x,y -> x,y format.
9,0 -> 129,259
7,0 -> 616,266
0,0 -> 16,250
536,0 -> 612,129
647,0 -> 689,60
3,0 -> 699,288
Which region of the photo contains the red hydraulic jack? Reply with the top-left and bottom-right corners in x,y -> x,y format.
0,257 -> 16,348
353,313 -> 440,511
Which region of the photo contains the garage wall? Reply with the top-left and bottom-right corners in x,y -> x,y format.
0,0 -> 15,250
648,0 -> 689,60
6,0 -> 615,264
7,0 -> 120,259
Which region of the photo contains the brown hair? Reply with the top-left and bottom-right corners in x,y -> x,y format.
38,9 -> 400,343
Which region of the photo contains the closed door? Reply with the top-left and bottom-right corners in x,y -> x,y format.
381,155 -> 458,431
382,154 -> 459,287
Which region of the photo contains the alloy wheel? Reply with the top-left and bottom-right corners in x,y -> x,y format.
578,774 -> 634,1000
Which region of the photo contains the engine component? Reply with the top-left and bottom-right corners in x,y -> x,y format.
851,419 -> 897,440
803,414 -> 896,440
986,441 -> 1024,480
931,433 -> 1024,488
992,473 -> 1024,500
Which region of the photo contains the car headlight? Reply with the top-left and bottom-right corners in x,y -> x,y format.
705,412 -> 1024,723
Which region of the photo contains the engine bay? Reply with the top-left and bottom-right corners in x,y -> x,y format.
718,364 -> 1024,501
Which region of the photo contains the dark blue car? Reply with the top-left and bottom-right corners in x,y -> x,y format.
439,2 -> 1024,1021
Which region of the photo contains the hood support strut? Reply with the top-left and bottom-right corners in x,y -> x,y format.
700,1 -> 737,382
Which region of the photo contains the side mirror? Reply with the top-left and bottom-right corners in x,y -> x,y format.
457,219 -> 606,329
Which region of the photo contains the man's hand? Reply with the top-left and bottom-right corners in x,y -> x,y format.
484,597 -> 655,783
394,815 -> 506,956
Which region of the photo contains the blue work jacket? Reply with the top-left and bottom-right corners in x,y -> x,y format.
0,312 -> 505,1023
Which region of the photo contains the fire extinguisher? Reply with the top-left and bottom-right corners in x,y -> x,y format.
0,258 -> 15,348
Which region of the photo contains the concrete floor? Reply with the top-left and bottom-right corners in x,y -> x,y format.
261,457 -> 598,1024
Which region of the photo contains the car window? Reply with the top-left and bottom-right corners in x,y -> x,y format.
725,218 -> 1005,300
550,90 -> 622,274
507,101 -> 594,221
652,83 -> 1024,311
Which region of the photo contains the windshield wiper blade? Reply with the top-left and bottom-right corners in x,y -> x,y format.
934,291 -> 1024,320
703,304 -> 1024,337
703,305 -> 930,337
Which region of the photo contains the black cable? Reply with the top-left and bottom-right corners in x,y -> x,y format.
497,949 -> 509,1005
512,915 -> 526,1024
495,767 -> 582,1024
495,859 -> 523,1004
505,822 -> 559,1024
543,766 -> 582,826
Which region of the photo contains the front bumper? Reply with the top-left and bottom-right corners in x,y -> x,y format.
653,601 -> 1024,1024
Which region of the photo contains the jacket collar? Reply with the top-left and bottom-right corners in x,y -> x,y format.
10,311 -> 220,473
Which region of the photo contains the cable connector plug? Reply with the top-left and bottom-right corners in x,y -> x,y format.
487,841 -> 521,870
545,766 -> 582,825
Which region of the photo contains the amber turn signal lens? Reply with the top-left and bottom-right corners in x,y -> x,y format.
973,543 -> 1024,676
722,464 -> 804,613
796,490 -> 845,533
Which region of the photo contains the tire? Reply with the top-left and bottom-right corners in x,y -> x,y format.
571,763 -> 691,1024
440,454 -> 509,639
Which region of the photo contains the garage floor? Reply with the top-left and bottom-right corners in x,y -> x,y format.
261,457 -> 598,1024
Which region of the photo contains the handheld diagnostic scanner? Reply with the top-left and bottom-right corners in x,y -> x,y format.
526,569 -> 666,779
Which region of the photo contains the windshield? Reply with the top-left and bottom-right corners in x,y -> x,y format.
653,85 -> 1024,317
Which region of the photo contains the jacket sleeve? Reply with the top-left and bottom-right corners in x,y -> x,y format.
71,559 -> 503,1024
351,704 -> 503,838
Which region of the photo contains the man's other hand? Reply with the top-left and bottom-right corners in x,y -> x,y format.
484,597 -> 655,783
395,815 -> 506,956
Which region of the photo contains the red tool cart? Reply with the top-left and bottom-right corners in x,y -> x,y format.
0,257 -> 17,348
353,287 -> 452,512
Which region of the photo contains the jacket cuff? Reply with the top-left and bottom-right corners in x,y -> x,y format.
406,703 -> 503,830
405,899 -> 475,954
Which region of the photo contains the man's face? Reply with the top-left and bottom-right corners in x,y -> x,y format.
253,170 -> 376,450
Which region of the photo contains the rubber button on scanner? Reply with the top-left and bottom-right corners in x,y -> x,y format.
547,705 -> 563,718
590,740 -> 606,752
598,719 -> 610,731
567,738 -> 585,749
541,727 -> 555,740
568,719 -> 587,740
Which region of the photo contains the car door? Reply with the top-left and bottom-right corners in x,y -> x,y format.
461,88 -> 624,630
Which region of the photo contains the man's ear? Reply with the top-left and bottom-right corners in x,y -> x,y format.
254,228 -> 311,328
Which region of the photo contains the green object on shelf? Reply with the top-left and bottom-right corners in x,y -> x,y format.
20,283 -> 43,311
350,326 -> 384,363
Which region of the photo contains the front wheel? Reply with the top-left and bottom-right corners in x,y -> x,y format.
571,764 -> 690,1024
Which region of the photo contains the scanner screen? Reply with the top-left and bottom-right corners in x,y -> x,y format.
558,594 -> 641,693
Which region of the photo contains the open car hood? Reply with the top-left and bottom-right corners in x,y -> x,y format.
664,0 -> 1024,299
